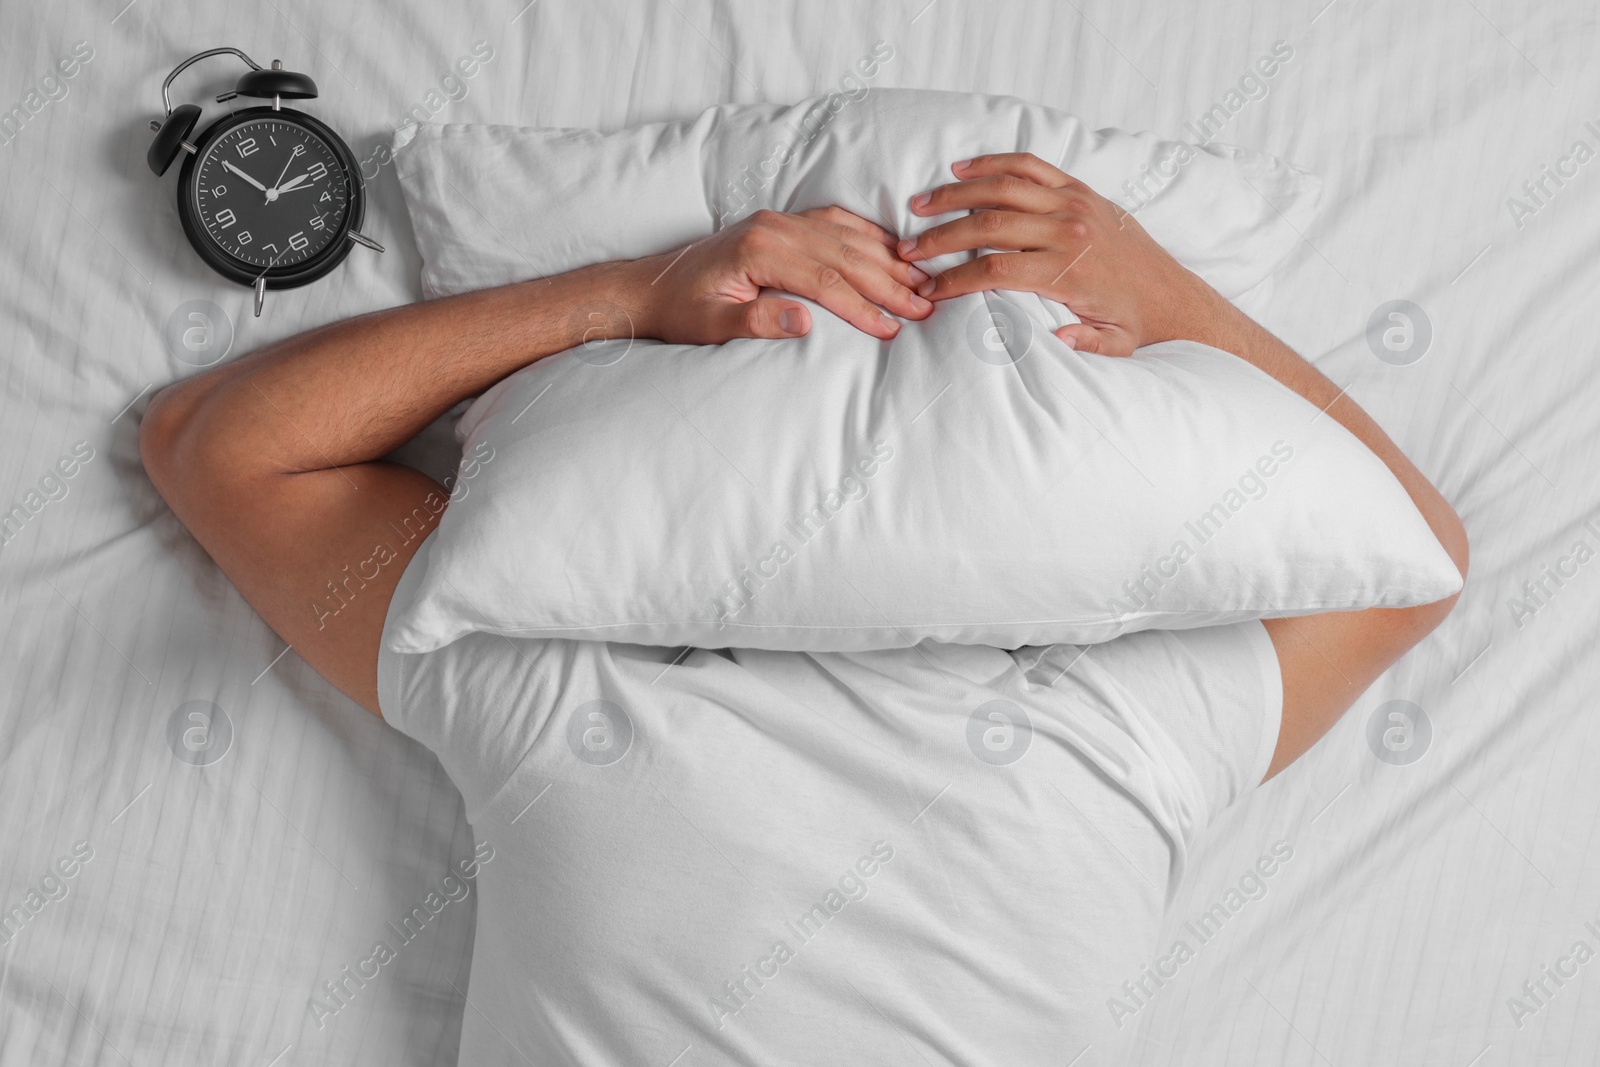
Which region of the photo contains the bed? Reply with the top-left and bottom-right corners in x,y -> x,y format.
2,0 -> 1596,1063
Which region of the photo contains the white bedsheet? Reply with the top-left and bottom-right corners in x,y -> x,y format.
1,0 -> 1596,1065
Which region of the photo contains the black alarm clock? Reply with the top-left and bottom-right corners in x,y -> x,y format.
146,47 -> 382,316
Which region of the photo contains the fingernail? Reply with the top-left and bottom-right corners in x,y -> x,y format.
917,279 -> 935,297
897,237 -> 918,258
907,265 -> 930,284
953,158 -> 972,172
779,308 -> 802,334
911,191 -> 931,210
911,294 -> 933,313
880,312 -> 900,333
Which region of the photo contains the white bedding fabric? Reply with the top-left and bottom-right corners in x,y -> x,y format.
2,1 -> 1598,1065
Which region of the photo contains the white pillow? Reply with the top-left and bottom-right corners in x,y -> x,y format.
394,88 -> 1317,301
385,90 -> 1461,654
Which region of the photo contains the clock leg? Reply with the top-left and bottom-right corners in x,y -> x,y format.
347,231 -> 385,253
254,276 -> 266,318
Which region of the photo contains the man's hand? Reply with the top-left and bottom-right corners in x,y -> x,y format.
898,153 -> 1213,356
634,207 -> 934,344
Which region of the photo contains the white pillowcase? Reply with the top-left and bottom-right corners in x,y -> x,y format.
394,88 -> 1316,302
385,89 -> 1461,654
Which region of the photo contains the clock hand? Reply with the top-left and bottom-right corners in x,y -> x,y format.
275,173 -> 315,194
222,161 -> 268,192
264,146 -> 306,202
271,152 -> 296,193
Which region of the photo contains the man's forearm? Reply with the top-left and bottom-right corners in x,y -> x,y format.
149,259 -> 648,481
149,203 -> 937,485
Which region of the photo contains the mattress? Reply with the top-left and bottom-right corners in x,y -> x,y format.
1,0 -> 1596,1064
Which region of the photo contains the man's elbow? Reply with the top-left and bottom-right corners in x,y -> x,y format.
139,383 -> 186,499
139,378 -> 227,513
1437,505 -> 1471,609
1406,510 -> 1471,640
1437,499 -> 1471,586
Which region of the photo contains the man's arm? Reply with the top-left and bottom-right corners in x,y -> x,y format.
140,208 -> 932,714
900,153 -> 1468,780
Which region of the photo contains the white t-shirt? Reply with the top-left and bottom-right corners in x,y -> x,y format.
377,534 -> 1281,1066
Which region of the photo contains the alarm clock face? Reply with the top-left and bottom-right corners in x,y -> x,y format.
177,107 -> 361,288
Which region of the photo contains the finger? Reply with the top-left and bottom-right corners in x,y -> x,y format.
909,173 -> 1064,219
728,213 -> 901,334
950,152 -> 1079,190
715,296 -> 812,341
1055,322 -> 1136,358
851,240 -> 935,305
798,206 -> 897,249
798,215 -> 932,292
788,225 -> 934,321
899,210 -> 1068,262
891,256 -> 933,292
761,251 -> 904,339
915,251 -> 1062,301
